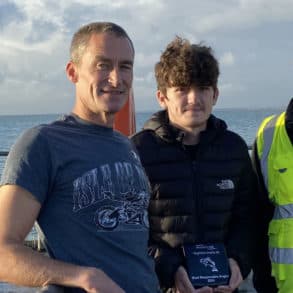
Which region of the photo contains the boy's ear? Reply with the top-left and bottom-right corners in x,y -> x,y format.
66,61 -> 78,83
156,90 -> 168,109
213,87 -> 219,105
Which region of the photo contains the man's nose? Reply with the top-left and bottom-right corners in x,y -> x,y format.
108,67 -> 122,87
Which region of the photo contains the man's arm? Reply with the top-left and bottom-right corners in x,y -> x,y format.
0,184 -> 124,293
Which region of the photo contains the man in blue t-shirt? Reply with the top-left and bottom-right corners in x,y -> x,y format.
0,22 -> 159,293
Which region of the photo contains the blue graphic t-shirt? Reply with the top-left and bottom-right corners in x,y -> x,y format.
1,114 -> 159,293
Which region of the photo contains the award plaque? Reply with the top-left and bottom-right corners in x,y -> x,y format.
183,243 -> 230,288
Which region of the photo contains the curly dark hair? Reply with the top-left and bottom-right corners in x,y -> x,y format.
155,36 -> 219,94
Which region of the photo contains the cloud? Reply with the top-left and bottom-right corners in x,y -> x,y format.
220,52 -> 235,67
0,1 -> 25,27
0,71 -> 5,84
0,32 -> 65,53
135,52 -> 160,68
194,0 -> 293,34
0,0 -> 293,114
219,82 -> 245,93
135,71 -> 155,84
12,0 -> 65,27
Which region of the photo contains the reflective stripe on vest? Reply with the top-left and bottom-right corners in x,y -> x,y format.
260,114 -> 278,189
270,247 -> 293,264
273,203 -> 293,220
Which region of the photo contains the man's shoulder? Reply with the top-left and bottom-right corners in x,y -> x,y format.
18,124 -> 49,143
12,120 -> 67,153
113,129 -> 132,142
20,120 -> 60,139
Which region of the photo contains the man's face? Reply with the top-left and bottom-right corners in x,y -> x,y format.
69,33 -> 134,125
157,85 -> 218,131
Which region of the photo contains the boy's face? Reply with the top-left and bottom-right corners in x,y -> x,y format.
157,85 -> 218,132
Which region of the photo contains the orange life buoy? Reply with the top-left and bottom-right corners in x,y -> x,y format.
113,90 -> 136,136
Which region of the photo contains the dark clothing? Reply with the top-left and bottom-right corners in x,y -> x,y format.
251,145 -> 277,293
285,98 -> 293,142
131,110 -> 256,290
252,98 -> 293,293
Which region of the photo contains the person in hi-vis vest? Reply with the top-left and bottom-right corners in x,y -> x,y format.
252,98 -> 293,293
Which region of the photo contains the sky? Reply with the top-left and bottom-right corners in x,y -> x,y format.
0,0 -> 293,115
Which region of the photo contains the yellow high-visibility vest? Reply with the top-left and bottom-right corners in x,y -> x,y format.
257,112 -> 293,284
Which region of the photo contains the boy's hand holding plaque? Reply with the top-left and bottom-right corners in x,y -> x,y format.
183,243 -> 230,288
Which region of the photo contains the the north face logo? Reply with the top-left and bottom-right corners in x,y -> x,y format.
216,179 -> 234,190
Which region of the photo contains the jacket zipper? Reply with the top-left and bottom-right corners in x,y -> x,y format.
181,142 -> 202,243
191,159 -> 202,241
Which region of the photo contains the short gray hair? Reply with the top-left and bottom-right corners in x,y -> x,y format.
70,22 -> 134,65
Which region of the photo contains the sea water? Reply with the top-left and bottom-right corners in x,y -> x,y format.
0,108 -> 282,175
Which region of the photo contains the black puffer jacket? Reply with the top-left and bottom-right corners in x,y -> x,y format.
131,110 -> 256,290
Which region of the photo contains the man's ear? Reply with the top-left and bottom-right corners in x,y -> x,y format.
156,90 -> 167,109
213,87 -> 219,105
66,61 -> 78,83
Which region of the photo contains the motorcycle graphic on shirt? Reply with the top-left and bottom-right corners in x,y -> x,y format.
72,158 -> 151,231
94,191 -> 149,230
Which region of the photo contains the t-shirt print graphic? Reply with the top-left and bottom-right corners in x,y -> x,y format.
72,161 -> 150,231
